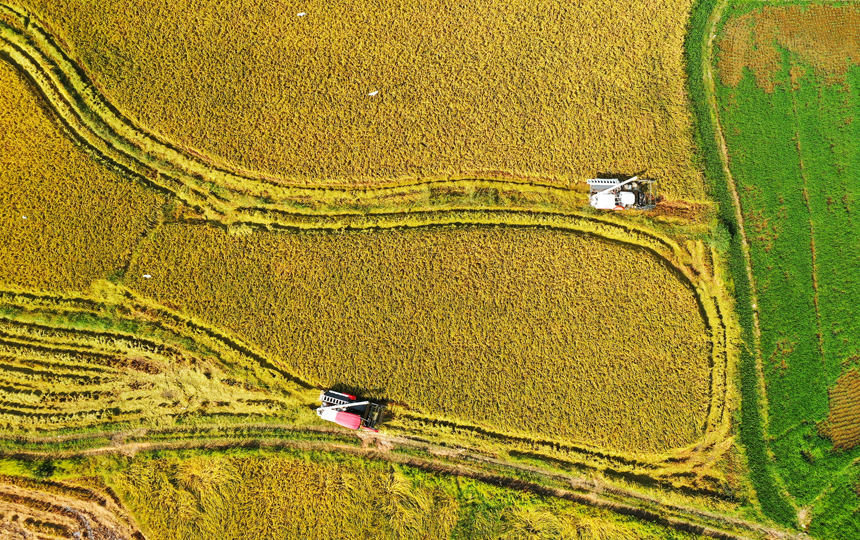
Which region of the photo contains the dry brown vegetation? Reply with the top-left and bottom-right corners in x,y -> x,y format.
0,474 -> 142,539
717,4 -> 860,92
125,223 -> 712,453
819,369 -> 860,450
19,0 -> 703,199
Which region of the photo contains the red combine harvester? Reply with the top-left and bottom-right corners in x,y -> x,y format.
316,390 -> 384,432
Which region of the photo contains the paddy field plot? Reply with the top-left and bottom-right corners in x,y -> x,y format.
0,60 -> 167,292
0,21 -> 714,456
0,28 -> 716,457
716,3 -> 860,536
20,0 -> 703,198
125,223 -> 712,454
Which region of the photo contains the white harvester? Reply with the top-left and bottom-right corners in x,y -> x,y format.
587,176 -> 656,211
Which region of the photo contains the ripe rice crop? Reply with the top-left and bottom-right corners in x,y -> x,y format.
0,60 -> 167,293
20,0 -> 703,199
107,450 -> 702,540
126,223 -> 711,453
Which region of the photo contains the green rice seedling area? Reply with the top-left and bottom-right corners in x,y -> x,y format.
715,4 -> 860,536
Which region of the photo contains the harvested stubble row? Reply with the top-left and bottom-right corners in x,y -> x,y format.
0,313 -> 297,432
819,369 -> 860,450
127,224 -> 711,453
20,0 -> 703,198
0,60 -> 167,293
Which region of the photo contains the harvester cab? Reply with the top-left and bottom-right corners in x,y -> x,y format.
316,390 -> 384,432
587,176 -> 656,211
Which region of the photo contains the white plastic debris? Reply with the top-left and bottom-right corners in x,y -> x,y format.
21,216 -> 27,219
297,12 -> 306,16
143,274 -> 152,279
368,90 -> 379,96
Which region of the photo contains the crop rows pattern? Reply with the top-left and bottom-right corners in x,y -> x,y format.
0,20 -> 729,458
820,369 -> 860,451
0,474 -> 143,539
718,4 -> 860,92
0,286 -> 314,434
18,0 -> 704,199
0,6 -> 744,531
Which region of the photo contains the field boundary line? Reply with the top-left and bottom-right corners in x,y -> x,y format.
702,0 -> 766,420
700,0 -> 807,527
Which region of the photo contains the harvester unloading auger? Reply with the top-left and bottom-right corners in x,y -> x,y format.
316,390 -> 384,432
587,176 -> 656,211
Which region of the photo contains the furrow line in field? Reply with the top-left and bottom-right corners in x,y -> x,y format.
790,90 -> 826,363
0,477 -> 143,540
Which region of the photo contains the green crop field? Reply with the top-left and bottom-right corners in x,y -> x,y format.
715,3 -> 860,537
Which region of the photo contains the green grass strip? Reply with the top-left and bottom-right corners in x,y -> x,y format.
684,0 -> 796,527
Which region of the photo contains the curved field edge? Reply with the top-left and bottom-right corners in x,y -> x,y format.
0,27 -> 734,462
0,211 -> 728,468
0,3 -> 585,221
0,2 -> 717,230
685,0 -> 796,527
129,211 -> 731,454
0,429 -> 811,540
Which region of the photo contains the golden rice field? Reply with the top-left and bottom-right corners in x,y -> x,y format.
0,60 -> 167,292
0,2 -> 738,534
20,0 -> 703,198
0,27 -> 716,455
114,454 -> 459,540
111,452 -> 706,540
125,223 -> 711,453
